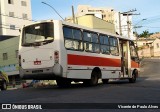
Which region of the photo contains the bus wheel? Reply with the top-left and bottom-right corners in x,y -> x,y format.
1,81 -> 7,91
102,79 -> 109,84
129,70 -> 138,83
56,78 -> 71,88
90,74 -> 98,86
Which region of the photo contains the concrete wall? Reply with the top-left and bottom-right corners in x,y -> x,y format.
138,39 -> 160,57
0,36 -> 19,75
152,38 -> 160,57
137,39 -> 154,48
77,15 -> 115,34
138,48 -> 151,58
77,5 -> 134,39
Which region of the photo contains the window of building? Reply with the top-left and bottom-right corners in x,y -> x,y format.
99,34 -> 110,54
22,13 -> 28,19
3,53 -> 8,60
63,26 -> 83,51
109,37 -> 119,55
83,31 -> 100,53
10,25 -> 15,30
9,12 -> 14,17
21,1 -> 27,6
8,0 -> 14,4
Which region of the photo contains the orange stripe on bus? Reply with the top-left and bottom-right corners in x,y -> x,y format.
131,61 -> 139,68
67,54 -> 121,67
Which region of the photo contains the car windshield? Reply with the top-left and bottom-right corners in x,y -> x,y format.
22,22 -> 54,46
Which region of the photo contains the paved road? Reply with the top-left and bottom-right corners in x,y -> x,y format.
0,59 -> 160,111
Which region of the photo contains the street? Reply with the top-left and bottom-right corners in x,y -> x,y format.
0,58 -> 160,111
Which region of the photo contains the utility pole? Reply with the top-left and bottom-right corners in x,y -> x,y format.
127,14 -> 130,38
121,9 -> 140,38
118,12 -> 122,36
72,6 -> 75,24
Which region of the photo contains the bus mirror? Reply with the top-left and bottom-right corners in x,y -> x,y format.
19,29 -> 21,33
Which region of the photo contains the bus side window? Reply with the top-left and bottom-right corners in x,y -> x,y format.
83,31 -> 100,53
99,34 -> 110,54
130,41 -> 139,62
65,39 -> 75,49
63,26 -> 83,51
83,31 -> 92,52
92,33 -> 100,53
109,37 -> 119,56
84,42 -> 92,51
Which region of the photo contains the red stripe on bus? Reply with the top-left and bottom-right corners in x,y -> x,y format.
131,61 -> 139,68
67,54 -> 121,67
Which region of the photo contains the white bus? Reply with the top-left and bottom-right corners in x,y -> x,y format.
19,20 -> 140,87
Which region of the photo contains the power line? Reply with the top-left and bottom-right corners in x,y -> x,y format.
142,26 -> 160,29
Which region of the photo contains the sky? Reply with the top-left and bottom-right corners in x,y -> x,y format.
31,0 -> 160,34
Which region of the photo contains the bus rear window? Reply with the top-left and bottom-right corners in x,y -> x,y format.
22,22 -> 54,46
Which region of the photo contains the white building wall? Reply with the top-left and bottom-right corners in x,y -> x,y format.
152,39 -> 160,56
114,12 -> 134,40
0,0 -> 32,36
77,5 -> 134,39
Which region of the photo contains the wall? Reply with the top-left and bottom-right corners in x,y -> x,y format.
136,39 -> 154,48
138,38 -> 160,57
77,15 -> 115,33
0,36 -> 19,75
138,48 -> 151,58
152,38 -> 160,57
77,5 -> 134,39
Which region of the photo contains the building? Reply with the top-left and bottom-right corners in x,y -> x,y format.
150,32 -> 160,38
0,36 -> 20,85
137,38 -> 160,58
0,0 -> 32,36
150,38 -> 160,57
66,15 -> 115,33
136,38 -> 155,48
76,5 -> 134,39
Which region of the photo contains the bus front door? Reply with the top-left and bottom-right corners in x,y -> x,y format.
120,40 -> 129,77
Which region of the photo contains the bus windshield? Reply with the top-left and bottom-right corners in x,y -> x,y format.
22,22 -> 54,46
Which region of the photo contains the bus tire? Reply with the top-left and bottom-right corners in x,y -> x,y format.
102,79 -> 109,84
1,81 -> 7,91
129,70 -> 138,83
90,74 -> 98,86
89,70 -> 99,86
56,78 -> 71,88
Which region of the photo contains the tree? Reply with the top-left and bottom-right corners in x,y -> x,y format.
139,30 -> 150,38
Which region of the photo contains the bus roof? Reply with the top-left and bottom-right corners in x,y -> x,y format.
25,19 -> 133,41
61,20 -> 133,41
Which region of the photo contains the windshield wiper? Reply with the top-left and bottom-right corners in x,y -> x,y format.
22,43 -> 34,47
22,39 -> 53,47
42,39 -> 53,44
